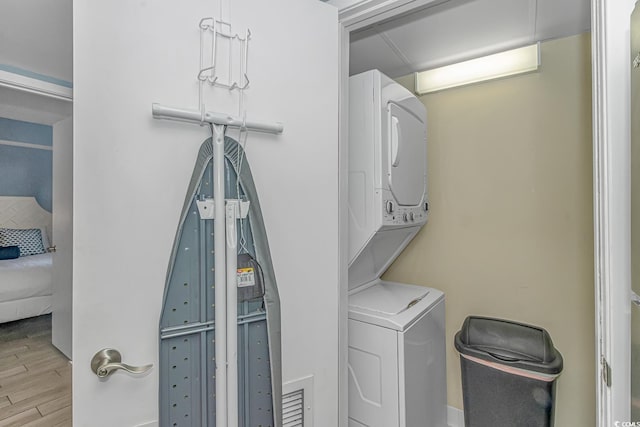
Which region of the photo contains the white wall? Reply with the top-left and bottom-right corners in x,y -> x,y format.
73,1 -> 339,425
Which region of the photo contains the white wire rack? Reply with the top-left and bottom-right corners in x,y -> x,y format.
197,17 -> 251,91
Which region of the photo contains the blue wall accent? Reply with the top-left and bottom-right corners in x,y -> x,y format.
0,117 -> 53,212
0,117 -> 52,146
0,64 -> 73,88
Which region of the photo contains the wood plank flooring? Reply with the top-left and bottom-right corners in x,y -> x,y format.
0,315 -> 71,426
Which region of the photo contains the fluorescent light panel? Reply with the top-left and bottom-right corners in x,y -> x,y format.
415,43 -> 540,94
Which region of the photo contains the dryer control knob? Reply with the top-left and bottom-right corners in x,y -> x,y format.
402,213 -> 408,222
409,212 -> 415,221
385,201 -> 394,214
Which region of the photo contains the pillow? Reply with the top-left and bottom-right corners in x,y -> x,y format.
40,228 -> 50,250
0,228 -> 46,256
0,246 -> 20,260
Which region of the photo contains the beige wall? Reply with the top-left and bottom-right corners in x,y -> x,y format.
386,33 -> 594,426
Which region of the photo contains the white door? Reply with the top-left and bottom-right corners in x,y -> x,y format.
51,116 -> 73,359
73,1 -> 340,426
632,0 -> 640,419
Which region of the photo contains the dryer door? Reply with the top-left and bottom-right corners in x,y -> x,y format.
386,102 -> 427,207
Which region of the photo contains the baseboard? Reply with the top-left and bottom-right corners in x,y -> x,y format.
448,405 -> 464,427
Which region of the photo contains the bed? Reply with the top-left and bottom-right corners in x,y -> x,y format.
0,196 -> 53,323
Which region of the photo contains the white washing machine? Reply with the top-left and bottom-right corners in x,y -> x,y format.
348,280 -> 446,427
348,70 -> 447,427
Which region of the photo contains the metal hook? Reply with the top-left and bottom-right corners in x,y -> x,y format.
240,74 -> 250,90
198,67 -> 212,81
199,17 -> 215,31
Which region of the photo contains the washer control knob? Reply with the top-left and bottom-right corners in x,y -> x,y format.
385,201 -> 394,214
402,213 -> 408,222
424,202 -> 429,212
409,212 -> 415,221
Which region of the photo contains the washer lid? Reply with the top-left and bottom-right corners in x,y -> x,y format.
350,280 -> 430,315
348,280 -> 443,331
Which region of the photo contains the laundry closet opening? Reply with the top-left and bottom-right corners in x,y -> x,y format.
341,1 -> 594,426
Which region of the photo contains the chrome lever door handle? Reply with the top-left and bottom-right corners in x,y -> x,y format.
91,348 -> 153,378
633,291 -> 640,307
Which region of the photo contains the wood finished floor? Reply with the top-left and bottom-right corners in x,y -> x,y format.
0,314 -> 71,426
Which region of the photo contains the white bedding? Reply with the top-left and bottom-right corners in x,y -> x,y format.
0,197 -> 54,323
0,253 -> 53,303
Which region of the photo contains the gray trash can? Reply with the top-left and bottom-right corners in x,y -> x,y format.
454,316 -> 563,427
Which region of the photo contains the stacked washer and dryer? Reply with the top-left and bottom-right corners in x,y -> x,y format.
348,70 -> 447,427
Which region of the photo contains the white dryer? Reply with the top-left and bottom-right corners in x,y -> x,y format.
348,69 -> 429,289
348,70 -> 447,427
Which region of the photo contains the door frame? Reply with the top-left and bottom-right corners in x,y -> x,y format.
592,0 -> 635,424
336,0 -> 631,425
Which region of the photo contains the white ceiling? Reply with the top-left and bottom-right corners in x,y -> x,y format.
338,0 -> 591,77
0,0 -> 590,84
0,0 -> 72,125
0,0 -> 72,82
0,0 -> 589,123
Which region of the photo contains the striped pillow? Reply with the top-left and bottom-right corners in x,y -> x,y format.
0,228 -> 45,257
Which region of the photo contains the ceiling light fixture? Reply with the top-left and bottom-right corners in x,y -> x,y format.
414,43 -> 540,94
